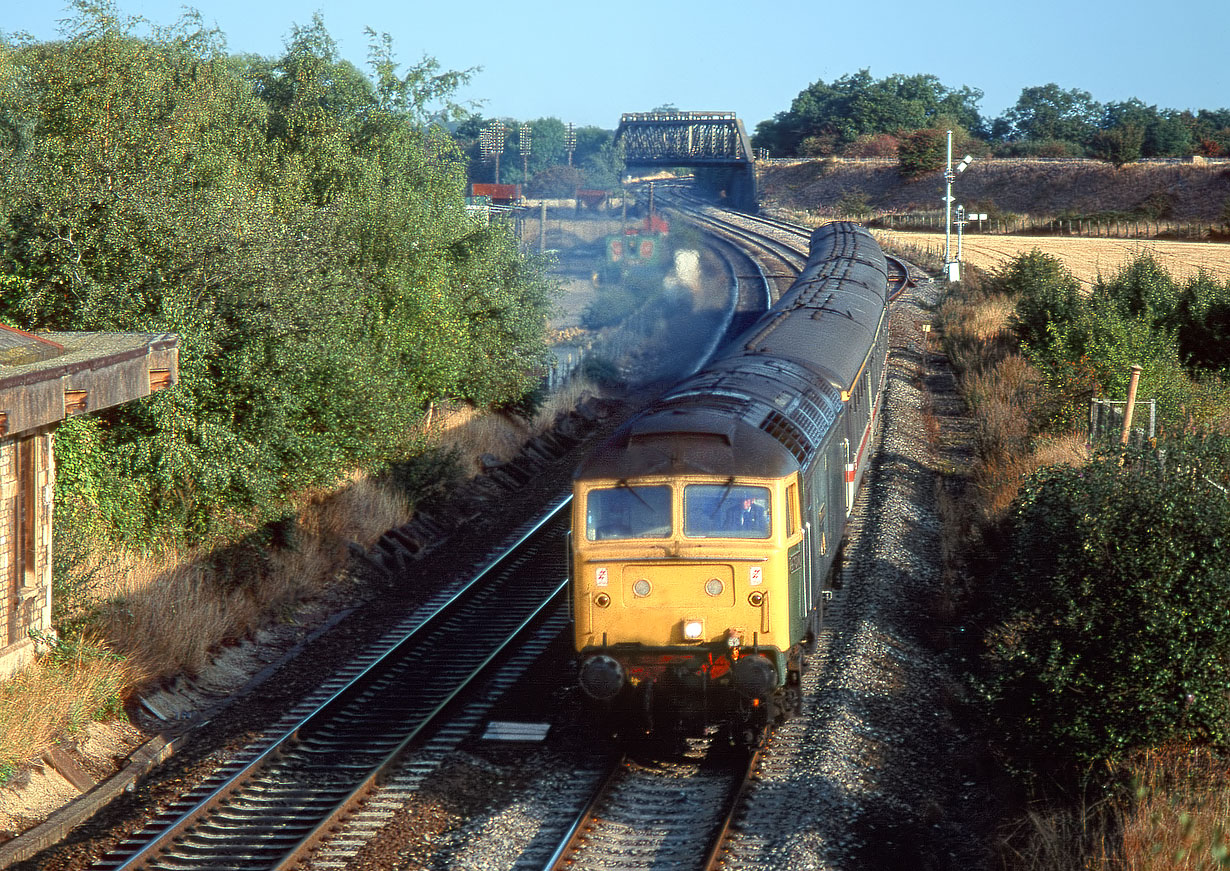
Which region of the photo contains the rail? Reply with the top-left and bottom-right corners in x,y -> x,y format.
94,500 -> 573,871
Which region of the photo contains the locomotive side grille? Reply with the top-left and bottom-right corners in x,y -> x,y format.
759,409 -> 811,464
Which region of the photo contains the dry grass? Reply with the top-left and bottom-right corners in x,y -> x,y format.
1109,747 -> 1230,870
48,468 -> 417,694
1004,748 -> 1230,871
0,641 -> 125,778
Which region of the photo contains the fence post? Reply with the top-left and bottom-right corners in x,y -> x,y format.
1120,365 -> 1143,446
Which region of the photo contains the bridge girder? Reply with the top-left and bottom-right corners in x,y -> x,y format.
615,112 -> 758,210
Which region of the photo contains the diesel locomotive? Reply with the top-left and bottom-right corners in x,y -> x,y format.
569,221 -> 890,738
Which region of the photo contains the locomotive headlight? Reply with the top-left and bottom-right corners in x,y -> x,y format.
704,577 -> 725,597
682,618 -> 705,641
632,579 -> 652,598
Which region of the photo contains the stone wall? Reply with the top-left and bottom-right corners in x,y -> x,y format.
0,432 -> 54,681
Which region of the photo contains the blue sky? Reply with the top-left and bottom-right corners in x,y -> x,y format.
5,0 -> 1229,131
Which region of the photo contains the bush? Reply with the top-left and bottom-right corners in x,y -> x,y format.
1002,249 -> 1084,354
981,436 -> 1230,780
897,128 -> 948,178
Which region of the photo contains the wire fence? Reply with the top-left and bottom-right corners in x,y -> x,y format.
1089,397 -> 1157,449
877,211 -> 1226,240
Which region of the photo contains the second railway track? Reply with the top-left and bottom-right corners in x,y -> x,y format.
91,502 -> 574,871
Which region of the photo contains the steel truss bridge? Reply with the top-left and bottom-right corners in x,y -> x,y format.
615,112 -> 758,211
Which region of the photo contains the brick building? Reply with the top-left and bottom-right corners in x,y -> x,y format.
0,325 -> 178,681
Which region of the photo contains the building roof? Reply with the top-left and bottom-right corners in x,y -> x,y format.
0,325 -> 179,438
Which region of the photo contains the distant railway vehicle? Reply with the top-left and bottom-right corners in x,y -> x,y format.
570,221 -> 890,741
600,210 -> 669,280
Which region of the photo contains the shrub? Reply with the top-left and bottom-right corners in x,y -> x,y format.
1002,249 -> 1084,354
842,133 -> 899,158
1093,253 -> 1180,327
1174,272 -> 1230,372
897,128 -> 947,178
981,435 -> 1230,780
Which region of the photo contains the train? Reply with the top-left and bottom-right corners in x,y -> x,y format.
569,220 -> 890,741
600,212 -> 670,284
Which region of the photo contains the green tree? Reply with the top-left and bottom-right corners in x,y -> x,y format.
1004,250 -> 1085,354
0,2 -> 553,542
896,127 -> 948,178
752,69 -> 984,157
1174,272 -> 1230,371
1000,83 -> 1101,148
1090,122 -> 1143,166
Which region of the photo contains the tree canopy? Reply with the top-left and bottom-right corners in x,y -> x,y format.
753,71 -> 1230,163
0,2 -> 555,543
753,69 -> 984,157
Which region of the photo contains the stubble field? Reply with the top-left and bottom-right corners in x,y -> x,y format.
872,230 -> 1230,286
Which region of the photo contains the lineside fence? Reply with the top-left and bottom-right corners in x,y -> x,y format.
1089,397 -> 1157,449
874,211 -> 1228,240
541,297 -> 667,395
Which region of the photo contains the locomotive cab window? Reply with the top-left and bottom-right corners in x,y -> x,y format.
586,484 -> 672,540
683,484 -> 771,539
786,481 -> 799,537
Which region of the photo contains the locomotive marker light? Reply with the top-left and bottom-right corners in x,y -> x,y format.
943,129 -> 973,282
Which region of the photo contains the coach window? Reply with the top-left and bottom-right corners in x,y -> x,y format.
586,484 -> 672,540
684,484 -> 771,539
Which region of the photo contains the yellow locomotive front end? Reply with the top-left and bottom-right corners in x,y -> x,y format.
571,472 -> 805,736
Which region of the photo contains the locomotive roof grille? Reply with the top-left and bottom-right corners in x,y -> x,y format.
759,409 -> 811,465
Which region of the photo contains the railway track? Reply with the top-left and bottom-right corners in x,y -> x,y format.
660,185 -> 914,299
543,738 -> 761,871
53,190 -> 925,871
90,501 -> 574,871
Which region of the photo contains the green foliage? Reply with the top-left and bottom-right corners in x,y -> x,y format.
1174,272 -> 1230,370
0,2 -> 555,545
1003,250 -> 1084,351
752,69 -> 984,157
1092,253 -> 1181,327
527,164 -> 586,198
1090,122 -> 1144,166
835,191 -> 872,218
896,128 -> 948,178
1001,83 -> 1101,146
981,436 -> 1230,779
1003,251 -> 1229,429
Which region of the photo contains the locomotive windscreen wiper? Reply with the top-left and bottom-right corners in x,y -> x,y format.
711,476 -> 737,516
616,478 -> 654,510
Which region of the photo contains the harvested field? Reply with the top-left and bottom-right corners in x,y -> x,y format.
872,230 -> 1230,286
